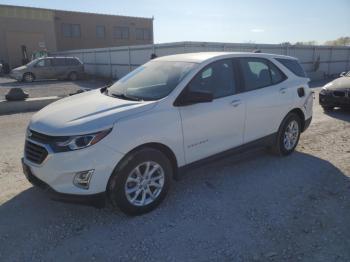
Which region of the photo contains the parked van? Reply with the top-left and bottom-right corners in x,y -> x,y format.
22,52 -> 313,215
10,57 -> 84,82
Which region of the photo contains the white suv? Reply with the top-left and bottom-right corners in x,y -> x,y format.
22,52 -> 313,215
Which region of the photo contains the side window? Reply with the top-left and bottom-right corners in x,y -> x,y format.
269,62 -> 286,84
188,59 -> 236,99
66,58 -> 80,66
52,58 -> 66,67
36,59 -> 50,67
239,58 -> 271,91
239,58 -> 286,92
35,59 -> 45,67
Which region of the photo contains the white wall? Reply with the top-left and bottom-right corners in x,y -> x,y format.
51,41 -> 350,80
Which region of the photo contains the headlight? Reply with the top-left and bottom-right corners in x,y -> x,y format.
55,128 -> 112,151
320,88 -> 330,95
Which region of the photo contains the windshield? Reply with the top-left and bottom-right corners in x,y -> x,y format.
108,61 -> 197,101
26,59 -> 40,67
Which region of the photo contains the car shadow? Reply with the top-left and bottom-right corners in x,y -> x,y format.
0,150 -> 349,261
324,107 -> 350,122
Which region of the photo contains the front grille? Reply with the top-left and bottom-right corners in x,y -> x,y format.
25,141 -> 48,164
333,91 -> 346,97
29,130 -> 69,144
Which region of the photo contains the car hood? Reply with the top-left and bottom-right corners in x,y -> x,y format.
29,89 -> 157,136
327,77 -> 350,90
13,65 -> 27,71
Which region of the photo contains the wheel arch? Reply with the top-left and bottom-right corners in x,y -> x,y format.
23,71 -> 35,81
287,108 -> 306,132
107,142 -> 179,191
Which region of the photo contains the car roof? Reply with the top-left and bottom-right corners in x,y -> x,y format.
154,52 -> 298,63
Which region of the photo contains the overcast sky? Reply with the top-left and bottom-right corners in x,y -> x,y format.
1,0 -> 349,44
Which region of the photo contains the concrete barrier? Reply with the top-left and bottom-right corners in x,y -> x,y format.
0,96 -> 60,115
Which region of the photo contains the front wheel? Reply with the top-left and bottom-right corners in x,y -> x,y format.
271,113 -> 301,156
108,148 -> 172,215
23,72 -> 35,83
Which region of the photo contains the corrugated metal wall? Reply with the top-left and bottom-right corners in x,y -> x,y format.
51,41 -> 350,80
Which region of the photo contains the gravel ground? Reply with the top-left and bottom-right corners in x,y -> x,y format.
0,84 -> 349,262
0,76 -> 107,100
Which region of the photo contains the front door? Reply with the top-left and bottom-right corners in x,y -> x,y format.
178,59 -> 246,164
33,58 -> 54,79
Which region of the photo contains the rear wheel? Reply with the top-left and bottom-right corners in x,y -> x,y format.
271,113 -> 301,156
68,71 -> 78,81
108,148 -> 172,215
23,72 -> 35,83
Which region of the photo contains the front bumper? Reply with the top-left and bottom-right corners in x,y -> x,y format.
319,93 -> 350,107
9,72 -> 22,81
23,138 -> 124,196
22,158 -> 106,207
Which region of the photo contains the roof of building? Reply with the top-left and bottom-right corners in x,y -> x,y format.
155,52 -> 297,63
0,4 -> 153,20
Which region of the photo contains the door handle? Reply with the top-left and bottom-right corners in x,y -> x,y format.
230,99 -> 241,108
279,87 -> 287,94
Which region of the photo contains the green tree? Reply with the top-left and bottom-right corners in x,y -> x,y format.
324,37 -> 350,46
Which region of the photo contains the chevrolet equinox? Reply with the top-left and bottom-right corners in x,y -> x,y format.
22,52 -> 313,215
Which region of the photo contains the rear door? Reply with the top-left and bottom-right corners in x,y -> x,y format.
66,58 -> 82,73
236,57 -> 293,143
178,59 -> 246,163
52,58 -> 68,79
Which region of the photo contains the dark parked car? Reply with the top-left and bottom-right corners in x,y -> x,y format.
10,57 -> 84,82
319,71 -> 350,111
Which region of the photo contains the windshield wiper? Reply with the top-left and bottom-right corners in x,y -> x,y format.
111,93 -> 143,101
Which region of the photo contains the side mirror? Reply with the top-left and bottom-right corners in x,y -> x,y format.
175,90 -> 213,106
340,72 -> 346,77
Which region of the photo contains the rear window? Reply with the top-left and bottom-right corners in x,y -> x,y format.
276,58 -> 306,77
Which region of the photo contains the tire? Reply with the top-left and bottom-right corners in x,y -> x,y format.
271,113 -> 301,156
108,148 -> 172,216
322,106 -> 333,112
23,72 -> 35,83
68,72 -> 78,81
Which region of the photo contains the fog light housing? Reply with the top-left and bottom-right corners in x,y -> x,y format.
73,170 -> 94,189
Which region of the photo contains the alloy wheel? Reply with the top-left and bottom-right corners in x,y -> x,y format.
283,120 -> 299,150
124,161 -> 165,207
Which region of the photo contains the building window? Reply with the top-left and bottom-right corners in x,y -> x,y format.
136,28 -> 151,40
62,23 -> 81,38
96,25 -> 106,39
113,26 -> 129,39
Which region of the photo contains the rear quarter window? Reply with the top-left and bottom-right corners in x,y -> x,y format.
276,58 -> 306,77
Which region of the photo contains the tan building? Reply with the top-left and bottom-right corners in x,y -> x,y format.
0,4 -> 153,68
